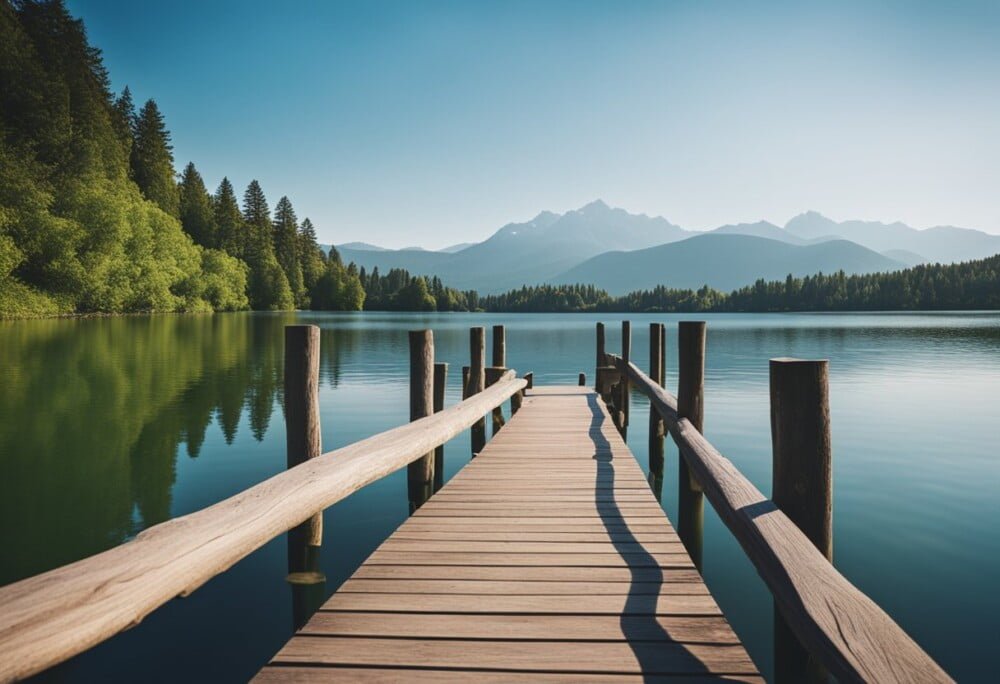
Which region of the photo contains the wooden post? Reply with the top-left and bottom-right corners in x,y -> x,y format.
648,322 -> 665,499
433,362 -> 447,492
595,322 -> 606,390
408,330 -> 434,512
284,325 -> 325,625
770,358 -> 832,684
485,367 -> 507,435
619,320 -> 631,436
468,327 -> 486,455
524,371 -> 533,389
677,320 -> 705,571
285,325 -> 323,563
461,365 -> 470,400
492,324 -> 506,367
578,372 -> 586,386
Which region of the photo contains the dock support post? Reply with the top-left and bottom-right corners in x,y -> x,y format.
284,324 -> 325,628
461,365 -> 470,400
595,322 -> 605,390
524,371 -> 533,389
492,325 -> 506,367
648,322 -> 665,500
770,358 -> 832,684
433,362 -> 448,492
578,372 -> 586,386
486,367 -> 507,435
468,327 -> 486,456
677,321 -> 705,571
618,320 -> 631,438
408,330 -> 434,512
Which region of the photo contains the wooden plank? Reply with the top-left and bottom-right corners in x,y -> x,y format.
321,593 -> 723,615
256,667 -> 765,683
298,611 -> 737,642
269,637 -> 758,675
337,578 -> 708,594
363,551 -> 695,567
349,564 -> 701,583
377,540 -> 685,554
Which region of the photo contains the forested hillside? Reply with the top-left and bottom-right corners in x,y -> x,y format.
479,254 -> 1000,312
0,0 -> 362,317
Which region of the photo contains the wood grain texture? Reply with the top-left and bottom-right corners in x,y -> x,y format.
611,355 -> 952,683
0,372 -> 526,683
258,384 -> 758,681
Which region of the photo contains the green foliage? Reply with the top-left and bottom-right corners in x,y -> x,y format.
213,177 -> 245,259
476,257 -> 1000,313
241,180 -> 293,310
273,196 -> 304,305
309,258 -> 365,311
358,266 -> 477,311
298,217 -> 326,306
130,99 -> 178,216
178,162 -> 216,248
0,1 -> 246,318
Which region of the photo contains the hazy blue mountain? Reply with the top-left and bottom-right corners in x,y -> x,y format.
784,211 -> 1000,263
881,249 -> 927,267
337,241 -> 388,251
329,200 -> 692,293
440,242 -> 474,253
708,221 -> 806,244
551,234 -> 907,294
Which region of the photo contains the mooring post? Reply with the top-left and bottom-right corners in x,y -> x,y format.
433,362 -> 448,492
461,365 -> 470,400
578,372 -> 586,386
485,366 -> 507,435
408,330 -> 435,512
619,320 -> 631,437
595,322 -> 606,390
284,324 -> 325,627
492,324 -> 506,367
677,320 -> 705,571
468,327 -> 486,455
648,322 -> 666,499
770,358 -> 832,684
524,371 -> 533,389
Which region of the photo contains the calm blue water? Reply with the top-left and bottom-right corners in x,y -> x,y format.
1,311 -> 997,681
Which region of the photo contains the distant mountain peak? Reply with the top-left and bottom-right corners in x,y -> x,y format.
578,199 -> 611,213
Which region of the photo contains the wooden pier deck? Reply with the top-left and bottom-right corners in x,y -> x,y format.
257,386 -> 760,682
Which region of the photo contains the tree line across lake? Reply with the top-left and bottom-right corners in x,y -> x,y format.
2,1 -> 999,319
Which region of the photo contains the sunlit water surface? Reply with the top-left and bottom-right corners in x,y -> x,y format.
1,311 -> 998,682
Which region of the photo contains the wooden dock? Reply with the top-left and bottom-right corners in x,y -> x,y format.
257,386 -> 760,681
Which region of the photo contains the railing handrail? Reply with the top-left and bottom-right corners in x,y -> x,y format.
0,371 -> 526,683
606,353 -> 950,683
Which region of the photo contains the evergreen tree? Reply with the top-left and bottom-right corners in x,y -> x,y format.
213,177 -> 244,258
130,99 -> 178,216
298,217 -> 326,303
241,180 -> 292,310
178,162 -> 216,247
273,196 -> 304,304
110,86 -> 135,162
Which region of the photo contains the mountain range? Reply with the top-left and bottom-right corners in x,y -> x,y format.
326,200 -> 1000,295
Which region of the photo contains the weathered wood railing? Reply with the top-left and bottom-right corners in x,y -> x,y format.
0,325 -> 526,683
597,320 -> 951,683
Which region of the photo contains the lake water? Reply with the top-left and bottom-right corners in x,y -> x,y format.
1,311 -> 998,682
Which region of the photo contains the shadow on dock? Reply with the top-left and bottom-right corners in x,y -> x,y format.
586,393 -> 710,679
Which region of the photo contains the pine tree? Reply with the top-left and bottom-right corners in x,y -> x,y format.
178,162 -> 216,247
131,99 -> 178,216
273,196 -> 304,304
298,217 -> 326,301
111,86 -> 135,163
241,180 -> 292,310
213,177 -> 245,258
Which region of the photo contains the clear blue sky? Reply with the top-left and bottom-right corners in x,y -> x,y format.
71,0 -> 1000,247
